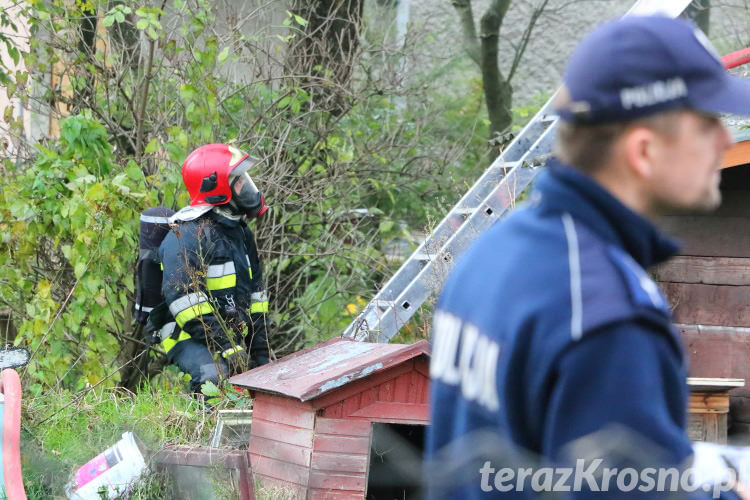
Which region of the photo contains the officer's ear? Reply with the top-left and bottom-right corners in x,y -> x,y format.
622,125 -> 660,181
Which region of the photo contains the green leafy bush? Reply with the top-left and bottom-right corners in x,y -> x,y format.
0,112 -> 160,391
0,0 -> 516,393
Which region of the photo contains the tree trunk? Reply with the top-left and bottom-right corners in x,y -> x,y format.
480,0 -> 512,147
73,2 -> 98,113
106,1 -> 142,157
287,0 -> 365,115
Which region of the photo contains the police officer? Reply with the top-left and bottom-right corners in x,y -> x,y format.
427,16 -> 750,499
158,144 -> 271,394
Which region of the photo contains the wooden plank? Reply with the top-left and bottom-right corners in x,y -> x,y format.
379,379 -> 394,402
308,471 -> 366,491
255,392 -> 312,412
236,452 -> 255,500
687,414 -> 706,441
655,216 -> 750,257
688,413 -> 728,443
420,372 -> 430,405
341,393 -> 362,417
360,387 -> 377,408
250,418 -> 314,448
252,396 -> 315,429
323,402 -> 344,419
153,446 -> 248,468
408,372 -> 422,404
249,454 -> 310,485
653,257 -> 750,286
405,372 -> 416,404
662,283 -> 750,327
687,377 -> 745,392
689,393 -> 729,413
315,417 -> 371,437
312,361 -> 414,410
313,435 -> 371,454
311,452 -> 369,474
248,435 -> 312,467
349,402 -> 429,424
718,414 -> 728,444
393,372 -> 411,403
704,414 -> 720,443
702,414 -> 721,443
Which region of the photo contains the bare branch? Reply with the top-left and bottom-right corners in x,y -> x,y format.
508,0 -> 549,83
451,0 -> 482,66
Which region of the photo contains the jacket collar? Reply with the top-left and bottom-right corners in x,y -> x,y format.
533,158 -> 679,268
169,205 -> 246,228
208,206 -> 246,228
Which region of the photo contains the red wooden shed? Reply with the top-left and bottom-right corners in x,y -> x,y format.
653,127 -> 750,440
228,337 -> 431,499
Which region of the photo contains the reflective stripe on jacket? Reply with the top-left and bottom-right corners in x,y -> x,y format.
157,209 -> 269,354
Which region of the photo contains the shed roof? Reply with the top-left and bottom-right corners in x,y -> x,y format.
722,125 -> 750,169
229,338 -> 430,402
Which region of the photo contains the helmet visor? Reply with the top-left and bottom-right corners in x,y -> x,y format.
231,172 -> 261,202
229,158 -> 264,217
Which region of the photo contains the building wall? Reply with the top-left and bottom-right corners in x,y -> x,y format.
318,357 -> 430,425
248,356 -> 430,498
308,417 -> 372,499
307,358 -> 429,499
653,164 -> 750,435
248,392 -> 314,497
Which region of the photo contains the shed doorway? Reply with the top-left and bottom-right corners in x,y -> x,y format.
367,423 -> 425,500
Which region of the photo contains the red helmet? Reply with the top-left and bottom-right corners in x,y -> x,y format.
182,144 -> 268,218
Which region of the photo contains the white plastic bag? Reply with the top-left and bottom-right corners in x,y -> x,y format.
65,432 -> 148,500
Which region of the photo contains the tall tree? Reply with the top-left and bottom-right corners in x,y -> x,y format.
452,0 -> 550,151
287,0 -> 365,114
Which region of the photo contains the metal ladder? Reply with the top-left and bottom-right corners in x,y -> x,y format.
343,0 -> 694,343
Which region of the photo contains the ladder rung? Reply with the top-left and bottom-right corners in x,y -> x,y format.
490,161 -> 521,171
540,114 -> 557,124
453,207 -> 476,215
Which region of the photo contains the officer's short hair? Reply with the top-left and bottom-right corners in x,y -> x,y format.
554,111 -> 682,173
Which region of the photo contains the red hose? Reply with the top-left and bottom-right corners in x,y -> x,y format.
722,48 -> 750,69
1,369 -> 26,500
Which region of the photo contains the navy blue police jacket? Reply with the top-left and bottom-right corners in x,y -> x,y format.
426,160 -> 737,499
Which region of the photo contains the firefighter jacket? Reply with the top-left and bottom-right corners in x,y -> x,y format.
426,160 -> 738,499
157,208 -> 270,364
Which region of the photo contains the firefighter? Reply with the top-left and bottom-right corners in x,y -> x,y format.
157,144 -> 271,394
426,16 -> 750,499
